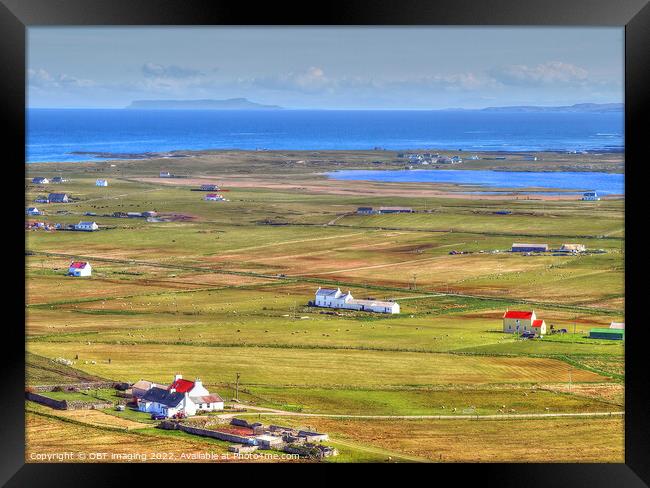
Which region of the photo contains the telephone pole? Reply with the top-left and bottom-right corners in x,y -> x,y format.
235,372 -> 241,402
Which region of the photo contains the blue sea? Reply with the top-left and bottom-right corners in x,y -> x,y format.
328,169 -> 625,195
26,109 -> 624,163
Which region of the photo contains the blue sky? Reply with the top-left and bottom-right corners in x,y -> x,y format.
27,27 -> 624,109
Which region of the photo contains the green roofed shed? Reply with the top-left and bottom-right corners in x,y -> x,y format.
589,328 -> 625,340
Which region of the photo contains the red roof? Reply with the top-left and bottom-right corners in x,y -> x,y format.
503,310 -> 533,319
169,378 -> 194,393
69,261 -> 88,269
532,319 -> 544,327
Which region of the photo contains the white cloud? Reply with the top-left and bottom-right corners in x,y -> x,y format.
28,68 -> 95,88
490,61 -> 589,86
141,63 -> 205,79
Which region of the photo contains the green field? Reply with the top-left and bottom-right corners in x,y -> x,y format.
25,152 -> 624,462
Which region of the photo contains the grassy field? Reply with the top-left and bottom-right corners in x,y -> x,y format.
25,152 -> 624,462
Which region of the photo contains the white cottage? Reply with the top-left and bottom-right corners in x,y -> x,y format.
96,179 -> 108,187
74,221 -> 99,231
138,374 -> 224,418
313,287 -> 400,314
68,261 -> 92,277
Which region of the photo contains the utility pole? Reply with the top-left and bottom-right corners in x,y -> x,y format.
412,274 -> 417,291
235,372 -> 241,402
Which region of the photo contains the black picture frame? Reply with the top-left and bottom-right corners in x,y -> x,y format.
2,0 -> 647,484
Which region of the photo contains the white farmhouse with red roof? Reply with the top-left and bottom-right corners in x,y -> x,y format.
137,374 -> 224,418
503,310 -> 546,337
68,261 -> 92,277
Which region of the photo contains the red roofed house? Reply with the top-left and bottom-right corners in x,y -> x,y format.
68,261 -> 92,277
503,310 -> 546,337
137,373 -> 224,418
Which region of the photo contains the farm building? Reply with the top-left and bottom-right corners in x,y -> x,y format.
26,207 -> 42,216
32,177 -> 49,184
34,196 -> 50,203
582,191 -> 600,201
589,328 -> 624,340
68,261 -> 92,277
130,380 -> 169,399
357,207 -> 376,214
378,207 -> 413,214
137,374 -> 224,418
96,179 -> 108,187
48,193 -> 69,203
74,221 -> 99,231
51,176 -> 68,183
511,243 -> 549,252
609,322 -> 625,330
200,184 -> 220,191
503,310 -> 546,337
560,243 -> 586,252
313,287 -> 400,314
159,171 -> 172,178
204,193 -> 226,201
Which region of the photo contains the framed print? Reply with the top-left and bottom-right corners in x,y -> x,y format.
1,0 -> 648,484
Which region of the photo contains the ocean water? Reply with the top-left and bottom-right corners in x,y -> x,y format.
328,169 -> 625,195
26,109 -> 624,163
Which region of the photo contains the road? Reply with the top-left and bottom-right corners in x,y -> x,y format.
219,404 -> 624,421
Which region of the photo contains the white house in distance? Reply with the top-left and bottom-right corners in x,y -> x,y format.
609,322 -> 625,330
32,177 -> 49,184
137,374 -> 224,418
26,207 -> 42,216
159,171 -> 172,178
313,287 -> 400,314
68,261 -> 92,277
503,310 -> 546,337
204,193 -> 227,201
96,179 -> 109,187
582,191 -> 600,201
74,221 -> 99,231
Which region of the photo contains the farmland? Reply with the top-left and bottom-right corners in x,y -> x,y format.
25,150 -> 624,462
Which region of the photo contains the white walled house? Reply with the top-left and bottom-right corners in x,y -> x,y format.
74,221 -> 99,231
32,177 -> 49,184
68,261 -> 92,277
26,207 -> 42,216
582,191 -> 600,201
503,310 -> 546,337
313,287 -> 400,314
137,374 -> 224,418
96,179 -> 108,187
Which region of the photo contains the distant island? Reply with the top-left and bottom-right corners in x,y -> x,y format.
126,98 -> 282,110
479,103 -> 623,113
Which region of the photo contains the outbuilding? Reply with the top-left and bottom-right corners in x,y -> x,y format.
96,179 -> 108,187
560,243 -> 586,252
68,261 -> 92,277
609,322 -> 625,330
589,328 -> 624,340
26,207 -> 42,216
582,191 -> 600,201
48,193 -> 69,203
74,221 -> 99,231
32,177 -> 49,184
511,243 -> 548,252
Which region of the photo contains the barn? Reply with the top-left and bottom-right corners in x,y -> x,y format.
48,193 -> 69,203
589,328 -> 624,340
511,243 -> 549,252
